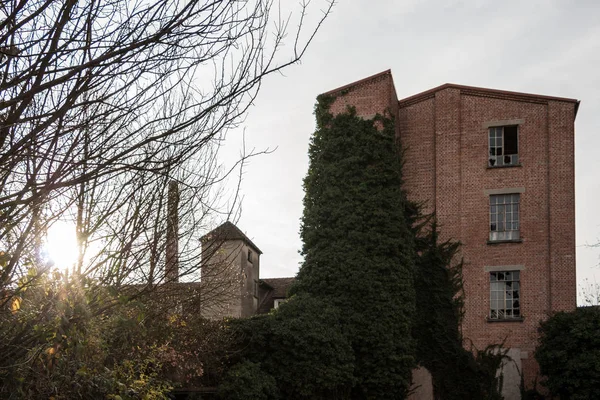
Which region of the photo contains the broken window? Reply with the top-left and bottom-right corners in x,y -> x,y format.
490,271 -> 521,319
489,125 -> 519,167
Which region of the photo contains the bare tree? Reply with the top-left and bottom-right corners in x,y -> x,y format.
0,0 -> 333,291
0,1 -> 333,394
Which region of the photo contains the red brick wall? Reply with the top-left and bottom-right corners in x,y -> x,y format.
548,101 -> 577,312
397,98 -> 436,216
323,75 -> 577,391
326,71 -> 397,121
398,88 -> 577,388
433,88 -> 462,243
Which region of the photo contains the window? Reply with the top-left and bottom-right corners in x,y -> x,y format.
489,125 -> 518,167
490,194 -> 520,241
247,249 -> 253,263
274,298 -> 286,309
490,271 -> 520,319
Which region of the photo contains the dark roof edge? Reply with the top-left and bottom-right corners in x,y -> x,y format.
399,83 -> 580,118
259,277 -> 295,284
321,69 -> 392,96
201,221 -> 263,254
227,222 -> 263,254
258,279 -> 274,289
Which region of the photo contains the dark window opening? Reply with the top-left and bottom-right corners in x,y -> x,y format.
489,125 -> 519,167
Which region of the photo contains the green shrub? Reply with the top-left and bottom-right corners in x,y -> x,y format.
535,306 -> 600,399
217,360 -> 279,400
0,268 -> 229,398
226,294 -> 354,399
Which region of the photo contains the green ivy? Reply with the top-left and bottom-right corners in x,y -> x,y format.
220,94 -> 508,400
293,98 -> 416,399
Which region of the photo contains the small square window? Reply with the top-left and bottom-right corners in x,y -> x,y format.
274,298 -> 286,309
489,194 -> 520,241
489,126 -> 519,167
489,271 -> 521,319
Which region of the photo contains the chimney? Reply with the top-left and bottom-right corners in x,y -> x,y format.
166,180 -> 179,282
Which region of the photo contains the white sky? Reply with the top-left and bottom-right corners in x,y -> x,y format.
222,0 -> 600,298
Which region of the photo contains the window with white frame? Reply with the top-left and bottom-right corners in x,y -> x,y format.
490,194 -> 520,241
489,125 -> 519,167
490,271 -> 521,319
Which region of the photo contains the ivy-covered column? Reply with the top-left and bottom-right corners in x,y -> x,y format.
293,96 -> 416,399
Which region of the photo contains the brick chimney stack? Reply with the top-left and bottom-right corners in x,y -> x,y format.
165,180 -> 179,282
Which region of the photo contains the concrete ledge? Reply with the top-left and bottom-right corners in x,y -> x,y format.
484,187 -> 525,195
484,265 -> 525,272
482,119 -> 525,128
487,239 -> 523,245
486,317 -> 524,323
487,163 -> 522,170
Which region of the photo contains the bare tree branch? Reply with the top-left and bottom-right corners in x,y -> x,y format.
0,0 -> 333,289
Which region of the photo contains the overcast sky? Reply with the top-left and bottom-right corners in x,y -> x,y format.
221,0 -> 600,300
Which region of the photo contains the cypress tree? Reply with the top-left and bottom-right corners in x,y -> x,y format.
292,96 -> 416,399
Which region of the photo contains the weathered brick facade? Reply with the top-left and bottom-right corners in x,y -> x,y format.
323,70 -> 579,395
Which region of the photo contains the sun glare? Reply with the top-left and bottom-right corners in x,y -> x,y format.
44,221 -> 79,271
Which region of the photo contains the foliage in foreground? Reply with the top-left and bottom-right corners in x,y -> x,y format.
222,294 -> 355,400
0,268 -> 231,399
217,360 -> 279,400
535,306 -> 600,399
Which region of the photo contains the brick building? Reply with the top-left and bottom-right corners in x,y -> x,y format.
200,70 -> 578,399
322,70 -> 578,398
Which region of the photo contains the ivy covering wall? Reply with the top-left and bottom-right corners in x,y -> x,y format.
291,95 -> 416,399
219,95 -> 506,400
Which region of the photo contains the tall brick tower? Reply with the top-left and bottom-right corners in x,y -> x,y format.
322,70 -> 579,399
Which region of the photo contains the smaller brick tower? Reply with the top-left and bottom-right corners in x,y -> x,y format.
200,222 -> 262,318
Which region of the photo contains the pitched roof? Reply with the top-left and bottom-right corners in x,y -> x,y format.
200,221 -> 262,254
320,69 -> 580,119
398,83 -> 580,118
257,277 -> 295,314
321,69 -> 393,96
260,277 -> 295,298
